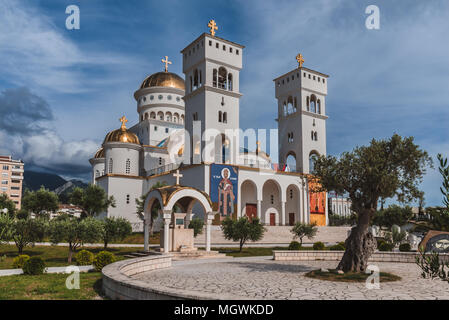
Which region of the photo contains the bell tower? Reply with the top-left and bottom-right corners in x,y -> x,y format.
181,20 -> 244,164
274,54 -> 329,173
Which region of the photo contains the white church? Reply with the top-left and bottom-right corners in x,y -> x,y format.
89,21 -> 329,234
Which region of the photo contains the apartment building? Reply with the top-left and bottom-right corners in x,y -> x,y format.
0,155 -> 24,209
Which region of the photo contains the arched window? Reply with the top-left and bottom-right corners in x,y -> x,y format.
166,112 -> 172,122
314,132 -> 318,141
223,112 -> 227,123
181,115 -> 185,123
193,69 -> 199,90
228,73 -> 233,91
309,152 -> 319,173
108,158 -> 113,174
283,102 -> 287,116
95,170 -> 100,178
213,69 -> 217,87
306,96 -> 310,111
199,70 -> 202,86
140,115 -> 144,122
317,100 -> 321,114
311,131 -> 314,140
125,159 -> 130,174
189,75 -> 193,92
218,111 -> 222,122
157,112 -> 164,121
218,67 -> 227,89
294,97 -> 297,112
173,113 -> 179,123
310,95 -> 317,113
145,113 -> 149,120
287,96 -> 294,114
150,112 -> 156,119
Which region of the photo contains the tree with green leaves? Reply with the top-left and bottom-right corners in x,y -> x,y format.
69,184 -> 115,218
136,181 -> 166,236
10,218 -> 47,254
100,217 -> 132,249
0,214 -> 12,246
290,222 -> 318,246
49,216 -> 103,263
0,193 -> 16,218
312,134 -> 432,272
372,205 -> 414,229
221,217 -> 266,252
188,218 -> 204,237
22,187 -> 59,219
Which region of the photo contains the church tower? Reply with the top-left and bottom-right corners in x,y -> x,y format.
274,54 -> 329,173
181,20 -> 244,164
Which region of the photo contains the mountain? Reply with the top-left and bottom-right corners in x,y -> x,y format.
23,171 -> 88,203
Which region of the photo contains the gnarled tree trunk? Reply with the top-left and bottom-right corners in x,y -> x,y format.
337,208 -> 377,272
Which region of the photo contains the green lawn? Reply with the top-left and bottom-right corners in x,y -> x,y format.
213,245 -> 339,257
0,272 -> 103,300
0,245 -> 143,269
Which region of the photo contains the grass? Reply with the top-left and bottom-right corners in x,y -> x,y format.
114,232 -> 160,244
213,245 -> 340,257
0,272 -> 103,300
305,269 -> 402,283
0,245 -> 143,269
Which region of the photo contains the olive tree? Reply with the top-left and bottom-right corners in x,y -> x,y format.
100,217 -> 132,249
22,187 -> 59,219
0,193 -> 17,218
221,217 -> 266,252
10,218 -> 47,254
290,222 -> 318,246
312,134 -> 432,272
49,216 -> 103,263
70,184 -> 115,218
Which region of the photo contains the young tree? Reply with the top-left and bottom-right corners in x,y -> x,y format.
10,218 -> 47,254
313,134 -> 432,272
22,187 -> 59,219
136,181 -> 166,236
70,184 -> 116,218
0,193 -> 17,217
221,217 -> 266,252
101,217 -> 132,249
0,214 -> 12,245
188,218 -> 204,237
49,216 -> 103,263
290,222 -> 318,246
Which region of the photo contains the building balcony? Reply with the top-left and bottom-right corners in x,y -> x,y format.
11,175 -> 23,180
11,167 -> 24,173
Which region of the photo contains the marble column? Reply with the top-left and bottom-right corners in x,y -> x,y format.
205,212 -> 214,252
257,200 -> 262,221
281,201 -> 286,226
143,217 -> 150,252
163,212 -> 171,254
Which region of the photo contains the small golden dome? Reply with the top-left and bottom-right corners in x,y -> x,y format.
94,148 -> 105,158
140,72 -> 185,91
103,116 -> 140,145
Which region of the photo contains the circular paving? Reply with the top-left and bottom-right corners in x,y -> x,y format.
131,256 -> 449,300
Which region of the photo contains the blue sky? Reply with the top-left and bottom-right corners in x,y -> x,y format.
0,0 -> 448,206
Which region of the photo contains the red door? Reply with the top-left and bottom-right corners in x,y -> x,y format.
289,213 -> 295,226
270,213 -> 276,226
245,204 -> 257,221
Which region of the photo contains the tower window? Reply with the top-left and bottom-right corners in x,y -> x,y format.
229,47 -> 233,53
216,42 -> 219,48
209,40 -> 212,46
323,79 -> 325,83
223,112 -> 227,123
236,49 -> 239,55
218,111 -> 222,123
108,158 -> 113,174
223,45 -> 226,51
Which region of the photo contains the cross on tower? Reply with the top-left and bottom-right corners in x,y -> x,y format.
296,53 -> 305,68
208,19 -> 218,36
119,116 -> 128,130
161,56 -> 172,72
173,169 -> 183,185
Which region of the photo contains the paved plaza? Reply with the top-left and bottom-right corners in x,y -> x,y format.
132,256 -> 449,300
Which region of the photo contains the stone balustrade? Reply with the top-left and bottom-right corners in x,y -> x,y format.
273,250 -> 449,263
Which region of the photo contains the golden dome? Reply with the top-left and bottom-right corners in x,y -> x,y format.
139,72 -> 185,91
94,148 -> 105,158
103,116 -> 140,145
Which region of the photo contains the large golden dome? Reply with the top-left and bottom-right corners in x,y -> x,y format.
103,116 -> 140,145
139,72 -> 185,91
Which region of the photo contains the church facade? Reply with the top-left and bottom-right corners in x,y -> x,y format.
89,21 -> 329,231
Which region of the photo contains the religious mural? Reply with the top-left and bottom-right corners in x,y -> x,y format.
308,179 -> 326,226
210,164 -> 238,222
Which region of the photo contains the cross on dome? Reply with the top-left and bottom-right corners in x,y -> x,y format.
119,116 -> 128,130
161,56 -> 172,72
296,53 -> 305,68
173,169 -> 183,185
208,19 -> 218,37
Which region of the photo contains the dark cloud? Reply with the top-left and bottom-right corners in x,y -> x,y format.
0,87 -> 54,135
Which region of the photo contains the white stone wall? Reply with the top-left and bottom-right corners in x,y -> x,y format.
104,143 -> 140,176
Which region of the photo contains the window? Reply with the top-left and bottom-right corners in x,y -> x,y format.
154,126 -> 158,131
223,112 -> 227,124
167,95 -> 172,100
95,170 -> 100,178
270,195 -> 274,204
1,180 -> 8,185
236,49 -> 239,55
176,97 -> 181,102
165,128 -> 169,133
209,40 -> 212,46
158,157 -> 162,166
126,159 -> 130,174
218,111 -> 222,123
158,95 -> 163,100
303,72 -> 306,77
150,95 -> 154,100
313,76 -> 316,80
216,42 -> 219,48
108,159 -> 113,173
229,47 -> 233,53
223,45 -> 226,51
2,165 -> 8,170
290,189 -> 293,199
323,79 -> 325,84
126,194 -> 130,204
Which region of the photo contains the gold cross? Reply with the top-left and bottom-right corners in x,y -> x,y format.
208,19 -> 218,36
256,141 -> 261,153
161,56 -> 172,72
296,53 -> 305,68
119,116 -> 128,130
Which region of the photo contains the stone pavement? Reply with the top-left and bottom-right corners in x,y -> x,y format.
132,256 -> 449,300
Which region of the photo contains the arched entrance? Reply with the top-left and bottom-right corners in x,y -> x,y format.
286,184 -> 300,226
143,186 -> 216,253
262,180 -> 282,226
240,180 -> 258,220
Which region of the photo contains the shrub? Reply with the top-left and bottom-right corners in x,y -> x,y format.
93,251 -> 116,272
22,256 -> 46,275
399,243 -> 411,252
75,250 -> 94,266
188,218 -> 204,237
337,242 -> 346,249
329,243 -> 345,251
12,255 -> 30,269
288,241 -> 301,250
378,241 -> 394,252
313,241 -> 325,250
